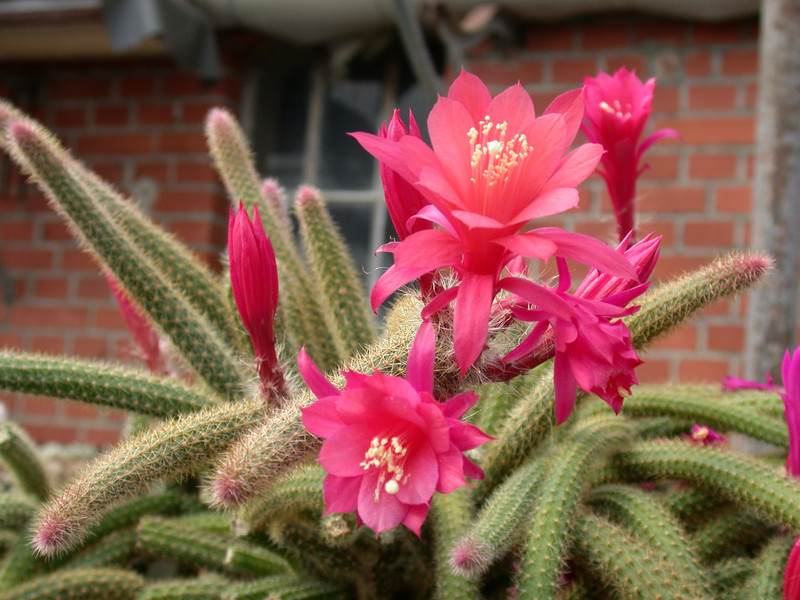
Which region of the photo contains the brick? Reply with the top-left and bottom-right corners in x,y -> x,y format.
162,74 -> 239,98
699,300 -> 731,317
684,221 -> 735,247
61,249 -> 97,270
65,401 -> 99,419
15,307 -> 88,328
34,278 -> 69,299
678,358 -> 731,383
722,49 -> 758,76
157,132 -> 208,153
23,424 -> 77,444
685,51 -> 712,78
640,154 -> 679,180
73,336 -> 108,358
21,396 -> 58,417
0,333 -> 23,348
652,325 -> 697,350
526,25 -> 574,51
606,56 -> 648,77
42,221 -> 72,241
652,255 -> 714,281
92,163 -> 124,183
635,219 -> 675,246
689,154 -> 737,179
552,58 -> 597,83
85,427 -> 122,448
653,117 -> 754,145
638,186 -> 706,213
137,103 -> 174,126
714,185 -> 752,212
120,75 -> 156,97
95,105 -> 129,127
154,190 -> 225,213
635,357 -> 670,383
50,79 -> 111,100
183,102 -> 221,124
469,59 -> 543,85
690,21 -> 744,44
689,85 -> 736,111
4,249 -> 54,269
96,308 -> 126,329
635,20 -> 685,45
31,336 -> 65,353
745,84 -> 758,109
1,221 -> 34,241
176,162 -> 219,184
651,86 -> 679,112
168,220 -> 225,246
77,133 -> 153,155
135,162 -> 169,182
78,277 -> 112,299
708,324 -> 745,351
52,107 -> 87,128
581,22 -> 630,50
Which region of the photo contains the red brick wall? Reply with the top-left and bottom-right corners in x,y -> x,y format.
0,13 -> 763,446
0,56 -> 242,445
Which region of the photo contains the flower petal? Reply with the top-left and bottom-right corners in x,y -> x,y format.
453,272 -> 496,374
322,474 -> 361,515
406,320 -> 435,394
298,347 -> 339,399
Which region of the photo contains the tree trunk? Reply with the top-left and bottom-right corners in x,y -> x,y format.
745,0 -> 800,382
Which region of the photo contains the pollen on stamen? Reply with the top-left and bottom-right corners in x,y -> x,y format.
385,480 -> 400,494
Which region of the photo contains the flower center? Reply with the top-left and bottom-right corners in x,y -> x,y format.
468,116 -> 531,192
360,436 -> 410,502
691,426 -> 711,441
599,99 -> 632,121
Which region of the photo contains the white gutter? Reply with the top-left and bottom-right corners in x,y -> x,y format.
189,0 -> 760,45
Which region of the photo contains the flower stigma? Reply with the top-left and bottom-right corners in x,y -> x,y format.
468,116 -> 531,194
360,436 -> 410,501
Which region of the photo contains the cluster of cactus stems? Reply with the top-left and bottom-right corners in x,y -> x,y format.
0,80 -> 797,600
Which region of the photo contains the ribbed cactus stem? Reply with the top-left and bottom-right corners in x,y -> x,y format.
0,351 -> 215,417
623,386 -> 788,447
708,557 -> 755,597
515,417 -> 632,598
690,509 -> 769,563
612,440 -> 800,532
223,576 -> 345,600
741,535 -> 794,598
0,101 -> 240,352
136,577 -> 230,600
660,487 -> 727,529
429,488 -> 480,600
62,528 -> 138,569
32,399 -> 265,556
572,512 -> 703,600
451,455 -> 547,578
0,421 -> 50,501
0,567 -> 144,600
633,416 -> 695,439
295,185 -> 375,355
0,493 -> 35,530
6,121 -> 247,401
587,484 -> 708,595
624,252 -> 771,348
205,108 -> 341,372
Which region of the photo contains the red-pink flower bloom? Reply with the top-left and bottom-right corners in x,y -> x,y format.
786,538 -> 800,600
502,259 -> 642,424
683,425 -> 725,447
582,67 -> 679,242
105,271 -> 166,374
722,372 -> 781,393
299,321 -> 492,536
354,71 -> 635,373
228,202 -> 286,400
782,348 -> 800,478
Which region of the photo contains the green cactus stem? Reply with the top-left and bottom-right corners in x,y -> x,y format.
136,516 -> 291,577
0,421 -> 50,502
690,509 -> 772,563
515,417 -> 632,599
0,101 -> 240,351
451,455 -> 548,579
612,439 -> 800,532
6,121 -> 248,401
572,512 -> 704,600
0,351 -> 216,418
136,577 -> 228,600
0,538 -> 48,587
633,416 -> 696,440
587,484 -> 709,594
0,567 -> 144,600
430,487 -> 480,600
740,535 -> 794,598
295,185 -> 375,356
623,386 -> 788,448
708,557 -> 755,598
32,399 -> 265,557
205,109 -> 341,371
62,528 -> 138,570
659,487 -> 727,529
223,575 -> 345,600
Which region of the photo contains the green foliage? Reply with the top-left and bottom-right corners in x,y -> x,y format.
0,101 -> 793,600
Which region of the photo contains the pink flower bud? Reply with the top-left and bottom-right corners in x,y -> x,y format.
228,201 -> 285,400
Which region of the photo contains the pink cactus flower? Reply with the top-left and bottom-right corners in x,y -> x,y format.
502,258 -> 641,423
582,67 -> 679,242
105,272 -> 166,374
354,70 -> 635,373
683,425 -> 725,447
722,372 -> 781,393
782,348 -> 800,478
228,201 -> 286,400
299,321 -> 492,536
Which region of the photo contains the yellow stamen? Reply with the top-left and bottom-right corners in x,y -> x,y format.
467,116 -> 531,193
360,436 -> 410,502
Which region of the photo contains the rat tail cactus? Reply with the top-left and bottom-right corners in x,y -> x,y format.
0,69 -> 792,600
